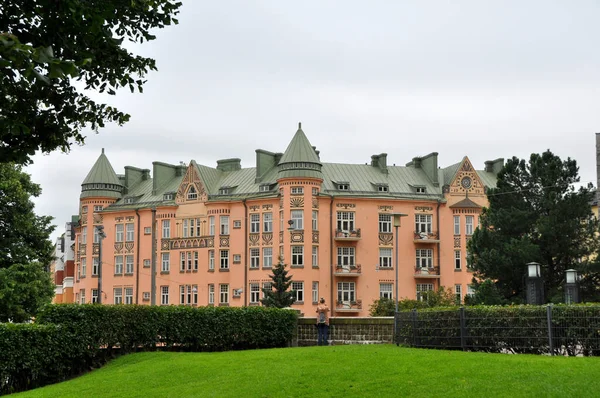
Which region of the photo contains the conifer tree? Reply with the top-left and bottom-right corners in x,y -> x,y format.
261,258 -> 296,308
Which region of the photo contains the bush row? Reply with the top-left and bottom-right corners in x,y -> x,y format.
1,305 -> 298,394
395,304 -> 600,356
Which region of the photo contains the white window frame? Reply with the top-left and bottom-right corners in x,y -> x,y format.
187,185 -> 198,200
250,213 -> 260,233
337,247 -> 355,266
416,249 -> 433,268
337,282 -> 356,302
263,212 -> 273,233
114,287 -> 123,305
162,253 -> 170,272
80,289 -> 86,304
209,250 -> 215,270
312,211 -> 318,231
312,281 -> 319,303
125,255 -> 134,274
312,246 -> 318,267
291,246 -> 304,266
262,282 -> 273,299
81,226 -> 87,243
208,284 -> 215,304
416,283 -> 434,301
250,248 -> 260,268
291,210 -> 303,230
126,223 -> 134,242
81,257 -> 87,277
415,214 -> 432,234
91,289 -> 98,304
455,250 -> 461,270
161,286 -> 169,305
454,215 -> 460,235
292,281 -> 304,302
337,211 -> 355,231
162,220 -> 170,238
220,250 -> 229,269
249,283 -> 260,304
220,284 -> 229,304
380,283 -> 393,299
220,216 -> 229,235
92,257 -> 99,276
93,227 -> 99,244
115,224 -> 124,242
465,215 -> 474,236
290,186 -> 304,195
379,248 -> 392,268
263,247 -> 273,268
125,287 -> 133,304
379,214 -> 391,233
180,252 -> 185,272
114,256 -> 124,275
209,216 -> 215,236
455,284 -> 462,303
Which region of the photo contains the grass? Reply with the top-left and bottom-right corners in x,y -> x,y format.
15,345 -> 600,397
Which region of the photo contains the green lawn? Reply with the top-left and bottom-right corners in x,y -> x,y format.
15,345 -> 600,397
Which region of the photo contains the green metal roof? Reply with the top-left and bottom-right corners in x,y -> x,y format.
81,149 -> 122,186
278,124 -> 322,165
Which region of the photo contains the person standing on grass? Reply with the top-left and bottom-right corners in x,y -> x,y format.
316,297 -> 330,346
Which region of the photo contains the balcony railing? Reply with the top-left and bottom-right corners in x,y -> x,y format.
334,264 -> 362,276
413,231 -> 440,243
413,266 -> 440,278
334,228 -> 361,241
335,300 -> 362,311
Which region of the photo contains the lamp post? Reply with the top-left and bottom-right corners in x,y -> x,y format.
95,225 -> 106,304
526,262 -> 544,305
391,213 -> 408,345
565,269 -> 579,304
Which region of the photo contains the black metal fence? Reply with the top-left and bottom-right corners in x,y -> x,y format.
395,305 -> 600,356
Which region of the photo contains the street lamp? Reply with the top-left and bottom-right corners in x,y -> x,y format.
95,225 -> 106,304
526,262 -> 544,305
565,269 -> 579,304
391,212 -> 408,345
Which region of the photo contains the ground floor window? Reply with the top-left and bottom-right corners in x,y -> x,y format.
416,283 -> 434,301
380,283 -> 393,299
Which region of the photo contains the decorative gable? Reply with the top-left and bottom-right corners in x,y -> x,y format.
448,157 -> 485,196
176,164 -> 207,203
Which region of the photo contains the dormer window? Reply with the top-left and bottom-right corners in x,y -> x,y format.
163,193 -> 174,201
337,183 -> 350,191
187,185 -> 198,200
124,198 -> 134,204
377,185 -> 389,192
259,184 -> 272,192
219,187 -> 230,195
416,187 -> 426,194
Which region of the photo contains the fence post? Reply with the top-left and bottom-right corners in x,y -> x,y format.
411,309 -> 418,347
460,307 -> 466,351
547,304 -> 554,356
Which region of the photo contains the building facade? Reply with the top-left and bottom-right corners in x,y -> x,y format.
55,125 -> 502,316
50,221 -> 76,303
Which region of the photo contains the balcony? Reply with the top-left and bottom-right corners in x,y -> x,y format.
414,266 -> 440,278
334,228 -> 361,241
336,300 -> 362,312
413,231 -> 440,244
334,264 -> 362,277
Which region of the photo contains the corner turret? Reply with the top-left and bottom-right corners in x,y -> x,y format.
80,148 -> 123,199
277,123 -> 323,179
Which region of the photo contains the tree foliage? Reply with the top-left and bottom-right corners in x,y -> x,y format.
467,151 -> 598,302
464,280 -> 509,306
261,259 -> 296,308
369,287 -> 456,316
0,163 -> 55,322
0,0 -> 182,164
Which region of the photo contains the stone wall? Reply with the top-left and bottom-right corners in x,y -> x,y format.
295,317 -> 394,346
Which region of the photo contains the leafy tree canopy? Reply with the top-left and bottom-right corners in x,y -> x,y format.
0,163 -> 55,322
467,151 -> 598,302
261,259 -> 296,308
0,0 -> 182,164
369,287 -> 456,316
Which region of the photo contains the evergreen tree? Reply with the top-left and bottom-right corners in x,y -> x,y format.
0,163 -> 55,322
467,151 -> 598,302
261,258 -> 296,308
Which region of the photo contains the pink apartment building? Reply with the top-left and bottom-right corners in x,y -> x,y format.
54,124 -> 502,316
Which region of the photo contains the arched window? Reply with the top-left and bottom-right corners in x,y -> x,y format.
187,185 -> 198,200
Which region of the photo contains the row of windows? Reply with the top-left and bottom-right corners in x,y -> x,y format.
454,215 -> 476,236
75,283 -> 476,306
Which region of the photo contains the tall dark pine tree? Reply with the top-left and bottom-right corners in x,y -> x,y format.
467,151 -> 598,302
0,163 -> 55,322
261,258 -> 296,308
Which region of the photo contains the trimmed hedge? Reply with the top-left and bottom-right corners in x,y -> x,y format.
396,304 -> 600,356
1,304 -> 297,394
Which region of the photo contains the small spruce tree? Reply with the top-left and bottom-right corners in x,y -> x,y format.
261,258 -> 296,308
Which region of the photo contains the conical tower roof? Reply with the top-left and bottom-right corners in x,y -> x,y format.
80,148 -> 123,199
278,123 -> 323,179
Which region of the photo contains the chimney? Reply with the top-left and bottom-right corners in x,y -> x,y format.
370,153 -> 388,174
484,158 -> 504,175
216,158 -> 242,172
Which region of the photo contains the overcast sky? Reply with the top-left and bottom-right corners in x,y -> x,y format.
25,0 -> 600,241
